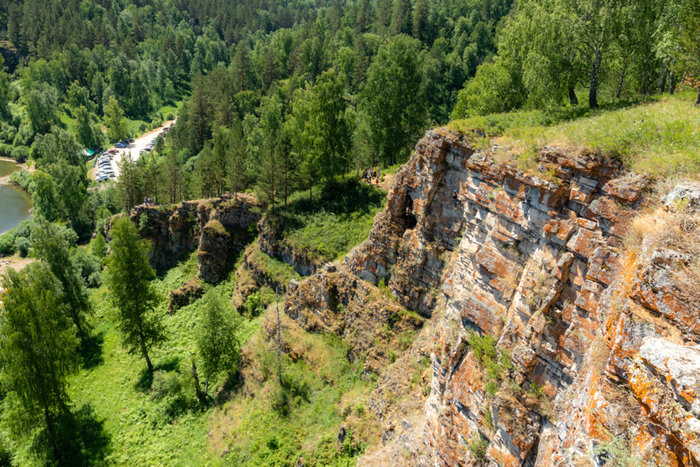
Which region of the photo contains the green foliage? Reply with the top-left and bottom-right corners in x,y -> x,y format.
196,291 -> 242,382
592,438 -> 643,467
469,331 -> 512,397
454,94 -> 700,177
32,221 -> 92,337
0,262 -> 80,462
106,217 -> 164,371
70,247 -> 103,288
467,432 -> 489,463
91,233 -> 107,259
275,178 -> 385,263
13,236 -> 30,257
104,97 -> 128,143
360,35 -> 428,165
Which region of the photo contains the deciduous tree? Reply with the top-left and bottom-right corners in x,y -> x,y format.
106,217 -> 164,371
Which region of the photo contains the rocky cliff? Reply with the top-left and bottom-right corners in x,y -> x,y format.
111,127 -> 700,466
124,193 -> 261,283
289,128 -> 700,466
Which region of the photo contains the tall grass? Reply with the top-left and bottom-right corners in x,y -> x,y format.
272,178 -> 386,262
450,91 -> 700,177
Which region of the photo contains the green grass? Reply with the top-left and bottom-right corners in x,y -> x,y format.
272,177 -> 386,263
450,90 -> 700,177
3,251 -> 366,466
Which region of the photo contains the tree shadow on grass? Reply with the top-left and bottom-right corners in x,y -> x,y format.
80,331 -> 105,370
213,371 -> 245,406
134,357 -> 181,393
32,404 -> 111,467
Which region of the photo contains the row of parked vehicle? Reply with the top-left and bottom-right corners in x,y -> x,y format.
95,149 -> 118,183
114,138 -> 135,149
139,125 -> 173,155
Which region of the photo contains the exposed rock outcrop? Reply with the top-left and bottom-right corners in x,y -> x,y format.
168,277 -> 204,314
333,128 -> 700,466
127,194 -> 261,283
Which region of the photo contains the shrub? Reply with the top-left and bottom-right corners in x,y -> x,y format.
71,248 -> 103,288
9,169 -> 34,192
468,432 -> 489,463
139,122 -> 147,133
165,112 -> 175,121
14,236 -> 30,257
469,331 -> 512,397
10,145 -> 29,162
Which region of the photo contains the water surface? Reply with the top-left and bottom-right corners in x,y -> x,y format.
0,161 -> 33,234
0,160 -> 18,177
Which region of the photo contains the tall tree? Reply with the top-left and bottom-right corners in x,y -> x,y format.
289,71 -> 354,184
75,105 -> 104,149
25,84 -> 60,135
195,291 -> 241,393
360,35 -> 427,165
104,96 -> 129,143
245,96 -> 285,207
106,217 -> 164,372
0,262 -> 80,462
32,221 -> 92,339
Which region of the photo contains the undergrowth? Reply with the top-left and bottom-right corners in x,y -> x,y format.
6,250 -> 368,467
271,177 -> 385,263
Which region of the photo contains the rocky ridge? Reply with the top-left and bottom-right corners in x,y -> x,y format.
124,193 -> 261,283
115,127 -> 700,466
336,128 -> 700,466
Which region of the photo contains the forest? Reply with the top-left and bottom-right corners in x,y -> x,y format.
0,0 -> 699,464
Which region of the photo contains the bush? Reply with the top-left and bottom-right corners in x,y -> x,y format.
9,169 -> 34,193
469,332 -> 512,397
0,230 -> 16,255
71,248 -> 102,288
14,236 -> 30,257
244,292 -> 264,317
10,145 -> 29,162
165,112 -> 175,121
468,432 -> 489,463
139,122 -> 147,133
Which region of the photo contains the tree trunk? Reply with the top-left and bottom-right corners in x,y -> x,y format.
589,51 -> 602,109
568,86 -> 578,106
695,89 -> 700,106
140,336 -> 153,371
44,407 -> 60,462
659,59 -> 670,93
616,62 -> 628,100
276,289 -> 282,386
191,357 -> 204,400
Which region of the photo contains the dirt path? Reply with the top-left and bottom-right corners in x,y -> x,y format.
0,255 -> 33,279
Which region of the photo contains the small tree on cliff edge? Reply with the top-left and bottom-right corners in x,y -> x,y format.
106,217 -> 164,371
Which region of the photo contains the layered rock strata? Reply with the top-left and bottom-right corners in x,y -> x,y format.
339,129 -> 700,466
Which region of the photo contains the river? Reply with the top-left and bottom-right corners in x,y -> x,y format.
0,160 -> 33,234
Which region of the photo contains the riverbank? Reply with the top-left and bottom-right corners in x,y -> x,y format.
0,159 -> 31,187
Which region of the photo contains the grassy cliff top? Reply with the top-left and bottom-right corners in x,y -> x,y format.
448,91 -> 700,177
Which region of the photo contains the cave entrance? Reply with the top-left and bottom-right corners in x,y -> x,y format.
401,195 -> 418,230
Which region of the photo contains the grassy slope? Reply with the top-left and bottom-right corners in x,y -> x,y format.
49,180 -> 384,467
273,177 -> 386,263
449,90 -> 700,177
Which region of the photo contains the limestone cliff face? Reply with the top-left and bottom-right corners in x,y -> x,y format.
126,194 -> 261,283
340,129 -> 700,466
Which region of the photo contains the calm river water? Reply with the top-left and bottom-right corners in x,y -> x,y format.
0,161 -> 33,234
